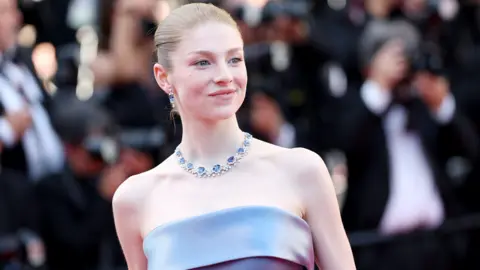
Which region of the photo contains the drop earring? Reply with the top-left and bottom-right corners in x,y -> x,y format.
168,88 -> 175,108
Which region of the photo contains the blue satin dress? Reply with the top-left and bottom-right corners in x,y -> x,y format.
143,206 -> 315,270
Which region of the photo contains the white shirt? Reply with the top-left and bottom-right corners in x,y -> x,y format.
0,56 -> 64,180
361,80 -> 451,235
275,122 -> 296,148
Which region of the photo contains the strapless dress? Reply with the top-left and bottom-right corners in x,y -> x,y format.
143,205 -> 315,270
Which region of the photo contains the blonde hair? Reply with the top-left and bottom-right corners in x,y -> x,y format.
154,3 -> 239,71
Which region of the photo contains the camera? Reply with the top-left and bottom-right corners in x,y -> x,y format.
410,42 -> 445,75
141,18 -> 157,37
359,19 -> 446,77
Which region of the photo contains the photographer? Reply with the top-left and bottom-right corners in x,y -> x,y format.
92,0 -> 174,162
93,0 -> 165,85
34,96 -> 150,270
231,0 -> 342,153
0,0 -> 65,180
337,20 -> 478,270
0,168 -> 45,270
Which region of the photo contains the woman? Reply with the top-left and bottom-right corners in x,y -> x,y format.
113,3 -> 355,270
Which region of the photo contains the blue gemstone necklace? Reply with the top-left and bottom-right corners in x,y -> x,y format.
175,132 -> 252,177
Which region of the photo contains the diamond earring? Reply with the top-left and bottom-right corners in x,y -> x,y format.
168,88 -> 175,108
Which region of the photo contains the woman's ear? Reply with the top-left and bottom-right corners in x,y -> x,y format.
153,63 -> 171,94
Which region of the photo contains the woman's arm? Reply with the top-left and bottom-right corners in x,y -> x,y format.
294,148 -> 356,270
112,178 -> 148,270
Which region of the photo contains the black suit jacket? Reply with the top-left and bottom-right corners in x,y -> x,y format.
35,169 -> 118,270
450,65 -> 480,211
0,46 -> 53,174
0,169 -> 39,235
336,88 -> 478,232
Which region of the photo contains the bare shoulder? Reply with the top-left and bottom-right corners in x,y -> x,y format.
271,146 -> 331,192
273,148 -> 338,218
253,140 -> 328,185
285,147 -> 324,168
261,142 -> 323,171
112,172 -> 151,212
253,139 -> 322,168
285,148 -> 328,182
112,156 -> 175,213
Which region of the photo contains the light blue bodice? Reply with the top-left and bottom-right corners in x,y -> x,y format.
143,206 -> 315,270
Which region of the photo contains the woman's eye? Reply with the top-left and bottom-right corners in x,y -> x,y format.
229,57 -> 243,64
195,60 -> 210,66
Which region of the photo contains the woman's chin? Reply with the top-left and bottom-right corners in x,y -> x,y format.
204,107 -> 238,121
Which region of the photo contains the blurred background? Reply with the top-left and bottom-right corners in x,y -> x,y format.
1,0 -> 480,269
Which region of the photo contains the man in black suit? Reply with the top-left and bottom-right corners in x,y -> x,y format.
0,0 -> 64,180
337,20 -> 478,270
35,95 -> 153,270
0,168 -> 46,269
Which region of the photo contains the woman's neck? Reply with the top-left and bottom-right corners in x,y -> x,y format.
178,115 -> 245,166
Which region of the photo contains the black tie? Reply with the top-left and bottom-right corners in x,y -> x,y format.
390,88 -> 417,132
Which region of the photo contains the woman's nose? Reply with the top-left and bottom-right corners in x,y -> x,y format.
214,64 -> 233,85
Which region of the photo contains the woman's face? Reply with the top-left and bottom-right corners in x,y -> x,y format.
157,22 -> 247,122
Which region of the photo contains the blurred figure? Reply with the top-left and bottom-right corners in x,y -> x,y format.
35,96 -> 150,270
250,90 -> 296,147
93,0 -> 173,161
445,2 -> 480,269
0,0 -> 64,180
337,20 -> 478,270
229,0 -> 343,153
0,168 -> 45,270
0,129 -> 44,270
93,0 -> 162,86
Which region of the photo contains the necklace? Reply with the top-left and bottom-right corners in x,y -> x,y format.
175,132 -> 252,177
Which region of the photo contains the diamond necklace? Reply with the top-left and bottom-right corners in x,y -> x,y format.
174,132 -> 252,177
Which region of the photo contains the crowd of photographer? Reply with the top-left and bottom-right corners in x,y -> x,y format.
1,0 -> 480,269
